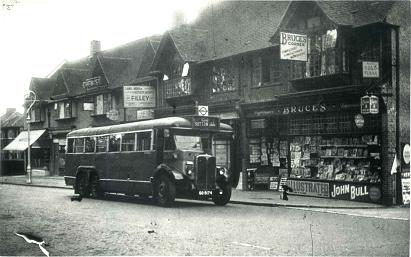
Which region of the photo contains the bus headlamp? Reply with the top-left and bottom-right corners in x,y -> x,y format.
185,161 -> 194,176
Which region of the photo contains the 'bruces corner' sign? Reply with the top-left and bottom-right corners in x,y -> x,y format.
280,32 -> 308,61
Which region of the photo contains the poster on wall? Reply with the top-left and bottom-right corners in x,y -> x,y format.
401,143 -> 410,205
123,85 -> 155,108
280,32 -> 307,61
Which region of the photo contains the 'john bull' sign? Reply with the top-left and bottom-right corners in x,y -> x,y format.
330,182 -> 382,203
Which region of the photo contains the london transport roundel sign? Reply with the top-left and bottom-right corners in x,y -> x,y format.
197,105 -> 208,116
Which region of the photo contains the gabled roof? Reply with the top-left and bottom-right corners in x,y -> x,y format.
153,1 -> 290,65
29,77 -> 56,101
1,110 -> 24,128
168,26 -> 210,62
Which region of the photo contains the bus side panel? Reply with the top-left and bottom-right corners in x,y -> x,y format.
120,151 -> 157,195
94,152 -> 128,194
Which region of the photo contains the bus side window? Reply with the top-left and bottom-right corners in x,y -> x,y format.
85,137 -> 96,152
74,138 -> 85,153
137,131 -> 151,151
67,138 -> 74,153
121,133 -> 135,152
108,134 -> 121,152
96,136 -> 108,152
164,134 -> 176,150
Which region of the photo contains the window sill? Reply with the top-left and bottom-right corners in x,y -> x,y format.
289,72 -> 350,83
90,113 -> 107,117
251,82 -> 281,89
210,89 -> 237,95
27,120 -> 43,124
55,117 -> 76,121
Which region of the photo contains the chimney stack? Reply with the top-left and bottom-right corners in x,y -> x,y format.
90,40 -> 101,56
172,10 -> 186,28
6,108 -> 16,114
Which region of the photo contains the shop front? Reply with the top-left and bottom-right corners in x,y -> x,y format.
242,90 -> 384,203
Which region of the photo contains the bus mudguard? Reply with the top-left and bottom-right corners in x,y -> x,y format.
153,164 -> 184,181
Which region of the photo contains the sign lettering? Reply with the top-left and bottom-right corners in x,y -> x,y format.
286,180 -> 329,198
280,32 -> 308,61
362,61 -> 379,78
192,116 -> 220,130
123,85 -> 156,108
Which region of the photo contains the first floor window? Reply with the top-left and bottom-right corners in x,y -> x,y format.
94,93 -> 118,115
55,100 -> 72,119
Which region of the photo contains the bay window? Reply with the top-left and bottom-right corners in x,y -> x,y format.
290,29 -> 347,80
211,62 -> 236,93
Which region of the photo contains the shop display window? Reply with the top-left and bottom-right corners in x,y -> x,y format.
288,135 -> 381,183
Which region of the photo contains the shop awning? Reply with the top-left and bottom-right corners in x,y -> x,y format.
3,130 -> 46,151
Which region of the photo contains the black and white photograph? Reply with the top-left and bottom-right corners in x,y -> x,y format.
0,0 -> 410,256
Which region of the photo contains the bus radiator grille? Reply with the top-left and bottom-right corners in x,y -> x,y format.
196,155 -> 216,191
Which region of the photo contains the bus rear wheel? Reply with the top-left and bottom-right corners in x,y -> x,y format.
212,183 -> 232,206
76,173 -> 90,198
89,174 -> 102,199
155,175 -> 176,206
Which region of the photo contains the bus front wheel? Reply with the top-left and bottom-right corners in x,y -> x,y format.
155,175 -> 176,206
212,183 -> 232,206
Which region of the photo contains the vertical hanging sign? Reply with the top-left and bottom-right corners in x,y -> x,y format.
280,32 -> 308,61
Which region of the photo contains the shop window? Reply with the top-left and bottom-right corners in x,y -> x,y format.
137,131 -> 151,151
74,138 -> 84,153
121,133 -> 135,152
108,134 -> 121,152
84,137 -> 95,153
96,136 -> 108,152
211,62 -> 236,93
94,93 -> 117,115
55,101 -> 72,119
290,29 -> 346,80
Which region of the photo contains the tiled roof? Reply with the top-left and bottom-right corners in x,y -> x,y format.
29,77 -> 56,100
168,26 -> 210,61
317,1 -> 396,27
1,111 -> 24,128
154,1 -> 289,64
196,1 -> 290,60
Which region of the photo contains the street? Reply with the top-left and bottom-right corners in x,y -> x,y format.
0,184 -> 409,256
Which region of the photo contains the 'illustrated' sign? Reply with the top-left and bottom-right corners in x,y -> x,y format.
280,32 -> 308,61
123,85 -> 155,108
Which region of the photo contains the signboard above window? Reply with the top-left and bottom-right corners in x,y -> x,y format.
362,61 -> 379,78
82,76 -> 106,90
280,32 -> 308,61
123,85 -> 156,108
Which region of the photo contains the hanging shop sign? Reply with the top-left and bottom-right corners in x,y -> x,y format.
354,114 -> 365,128
280,32 -> 308,61
330,181 -> 382,203
136,109 -> 154,120
82,76 -> 106,90
123,85 -> 156,108
196,105 -> 209,116
362,61 -> 379,78
286,179 -> 330,198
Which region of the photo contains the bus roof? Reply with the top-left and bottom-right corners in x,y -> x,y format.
67,116 -> 233,137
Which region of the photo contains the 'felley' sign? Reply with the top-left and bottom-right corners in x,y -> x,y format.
280,32 -> 308,61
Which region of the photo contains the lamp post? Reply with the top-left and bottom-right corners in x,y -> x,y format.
25,90 -> 36,184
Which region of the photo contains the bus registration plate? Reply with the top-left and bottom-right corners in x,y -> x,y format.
199,190 -> 213,196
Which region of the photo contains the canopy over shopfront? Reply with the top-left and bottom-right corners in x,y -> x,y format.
3,130 -> 46,151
